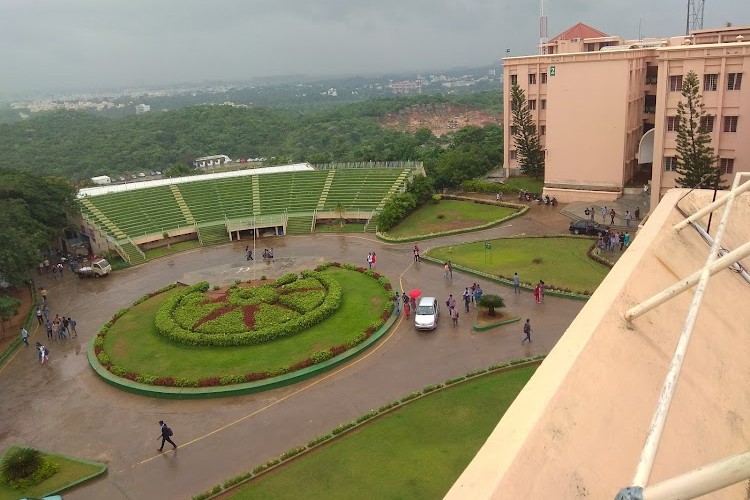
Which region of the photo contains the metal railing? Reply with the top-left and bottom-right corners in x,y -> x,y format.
616,173 -> 750,499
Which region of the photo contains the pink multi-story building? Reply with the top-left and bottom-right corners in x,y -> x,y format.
503,23 -> 750,207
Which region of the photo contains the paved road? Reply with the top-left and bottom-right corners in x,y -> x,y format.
0,204 -> 586,499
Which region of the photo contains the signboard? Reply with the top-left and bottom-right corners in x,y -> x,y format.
485,242 -> 492,249
549,66 -> 556,77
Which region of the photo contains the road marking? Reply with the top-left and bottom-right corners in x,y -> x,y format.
134,261 -> 412,468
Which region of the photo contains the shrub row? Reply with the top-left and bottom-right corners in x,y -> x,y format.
191,355 -> 546,500
154,272 -> 342,347
461,179 -> 517,194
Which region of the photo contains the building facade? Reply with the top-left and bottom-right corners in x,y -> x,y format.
503,24 -> 750,205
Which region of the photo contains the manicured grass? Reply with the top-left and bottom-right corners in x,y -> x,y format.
143,240 -> 201,260
228,365 -> 536,499
502,176 -> 544,194
0,447 -> 104,500
385,200 -> 515,238
103,268 -> 388,378
427,237 -> 609,294
314,223 -> 366,233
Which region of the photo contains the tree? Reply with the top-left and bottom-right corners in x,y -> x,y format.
0,296 -> 21,334
479,294 -> 505,317
674,70 -> 726,189
164,162 -> 193,178
510,84 -> 545,180
335,202 -> 346,228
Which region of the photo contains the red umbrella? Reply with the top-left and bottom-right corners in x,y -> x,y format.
408,289 -> 422,299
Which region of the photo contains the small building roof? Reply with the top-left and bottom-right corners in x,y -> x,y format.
549,22 -> 609,42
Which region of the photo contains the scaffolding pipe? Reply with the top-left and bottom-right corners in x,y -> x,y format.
673,178 -> 750,232
625,240 -> 750,321
632,175 -> 741,487
689,221 -> 750,284
643,450 -> 750,500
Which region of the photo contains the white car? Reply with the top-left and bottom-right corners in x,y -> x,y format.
414,297 -> 439,330
138,172 -> 146,177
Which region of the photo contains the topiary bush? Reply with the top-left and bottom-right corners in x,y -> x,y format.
479,294 -> 505,316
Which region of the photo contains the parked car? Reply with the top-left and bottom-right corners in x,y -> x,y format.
138,172 -> 146,177
414,297 -> 439,330
569,220 -> 609,236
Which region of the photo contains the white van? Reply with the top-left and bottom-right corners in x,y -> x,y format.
414,297 -> 439,330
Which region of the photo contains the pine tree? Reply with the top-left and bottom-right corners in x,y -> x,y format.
510,84 -> 545,180
674,70 -> 726,189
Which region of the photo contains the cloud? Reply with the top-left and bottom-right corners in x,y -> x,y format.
0,0 -> 746,96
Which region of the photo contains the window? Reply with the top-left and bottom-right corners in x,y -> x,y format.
727,73 -> 742,90
669,75 -> 683,91
510,74 -> 518,85
664,157 -> 678,172
528,99 -> 537,110
719,158 -> 734,174
510,150 -> 517,160
703,74 -> 718,91
585,43 -> 596,52
667,116 -> 678,132
700,115 -> 715,132
529,73 -> 537,85
540,125 -> 546,135
541,72 -> 548,84
724,116 -> 738,132
541,99 -> 547,110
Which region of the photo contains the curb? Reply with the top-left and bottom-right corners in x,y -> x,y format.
473,312 -> 521,332
0,445 -> 107,497
87,310 -> 399,399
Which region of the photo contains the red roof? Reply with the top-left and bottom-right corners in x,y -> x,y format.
549,22 -> 609,42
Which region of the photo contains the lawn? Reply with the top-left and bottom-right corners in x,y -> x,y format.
502,176 -> 544,194
143,240 -> 201,260
102,268 -> 389,379
385,200 -> 516,238
427,237 -> 609,294
0,447 -> 104,500
228,365 -> 536,499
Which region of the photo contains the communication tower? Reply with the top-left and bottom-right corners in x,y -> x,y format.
539,0 -> 549,54
686,0 -> 705,35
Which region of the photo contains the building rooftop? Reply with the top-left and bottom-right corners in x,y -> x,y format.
549,22 -> 609,43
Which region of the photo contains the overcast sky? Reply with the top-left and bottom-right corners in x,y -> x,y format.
0,0 -> 746,97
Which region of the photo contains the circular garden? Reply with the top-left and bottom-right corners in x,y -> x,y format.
90,263 -> 394,395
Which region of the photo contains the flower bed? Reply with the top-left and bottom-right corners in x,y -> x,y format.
92,264 -> 394,388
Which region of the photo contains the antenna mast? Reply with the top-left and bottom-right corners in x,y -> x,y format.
539,0 -> 549,54
686,0 -> 705,35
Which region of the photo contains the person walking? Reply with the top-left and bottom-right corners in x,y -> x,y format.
20,327 -> 29,347
403,300 -> 411,319
601,206 -> 608,223
413,245 -> 420,263
522,319 -> 532,344
36,342 -> 49,364
394,292 -> 401,313
371,252 -> 376,267
533,284 -> 542,304
45,320 -> 53,341
513,272 -> 521,294
36,308 -> 43,325
443,262 -> 450,279
624,232 -> 631,249
446,294 -> 456,311
402,293 -> 409,311
367,252 -> 373,269
473,284 -> 483,306
40,288 -> 48,304
447,261 -> 453,279
246,248 -> 253,261
450,306 -> 459,327
610,209 -> 616,225
157,421 -> 177,452
625,210 -> 632,227
462,288 -> 471,312
589,207 -> 595,221
538,280 -> 546,302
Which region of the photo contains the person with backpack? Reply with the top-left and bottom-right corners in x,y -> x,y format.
36,342 -> 49,364
522,319 -> 533,344
157,420 -> 177,452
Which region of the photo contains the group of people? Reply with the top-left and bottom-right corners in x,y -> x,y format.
596,230 -> 631,254
589,206 -> 641,226
396,292 -> 417,319
244,246 -> 276,261
366,252 -> 377,268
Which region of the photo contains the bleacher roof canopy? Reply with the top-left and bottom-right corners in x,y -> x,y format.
77,163 -> 314,198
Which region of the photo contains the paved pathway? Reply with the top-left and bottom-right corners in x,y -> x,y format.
0,204 -> 586,499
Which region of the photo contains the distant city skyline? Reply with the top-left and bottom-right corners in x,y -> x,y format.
0,0 -> 746,98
